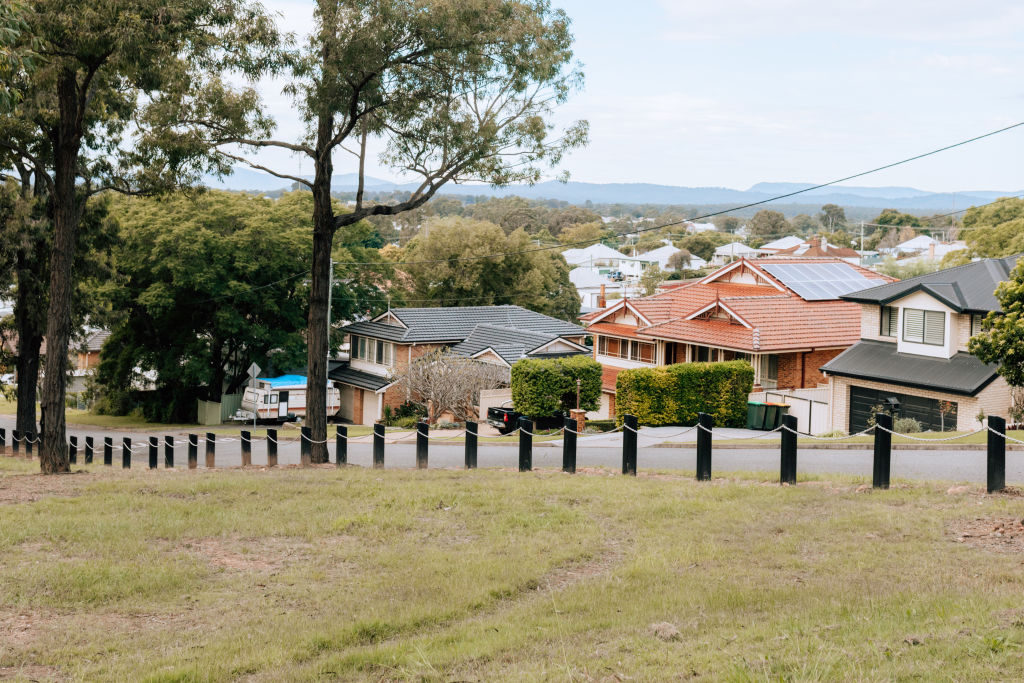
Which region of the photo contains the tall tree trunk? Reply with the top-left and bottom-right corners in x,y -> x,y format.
307,113 -> 335,464
13,263 -> 42,435
39,69 -> 83,474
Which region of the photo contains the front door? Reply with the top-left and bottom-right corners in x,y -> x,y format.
278,391 -> 289,418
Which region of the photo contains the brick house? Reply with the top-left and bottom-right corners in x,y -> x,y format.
333,306 -> 587,424
822,256 -> 1019,433
580,257 -> 893,418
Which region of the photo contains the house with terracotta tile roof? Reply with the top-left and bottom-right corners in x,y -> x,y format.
580,257 -> 894,418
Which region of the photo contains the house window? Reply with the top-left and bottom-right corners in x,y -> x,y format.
597,336 -> 653,363
879,306 -> 898,337
903,309 -> 945,346
694,345 -> 711,362
971,313 -> 985,336
757,354 -> 778,389
629,340 -> 655,363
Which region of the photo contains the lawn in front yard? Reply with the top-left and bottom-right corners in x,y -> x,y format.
2,457 -> 1024,680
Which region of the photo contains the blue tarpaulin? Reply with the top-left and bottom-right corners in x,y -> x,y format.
261,375 -> 308,388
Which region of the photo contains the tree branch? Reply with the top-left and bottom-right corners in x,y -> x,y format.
218,151 -> 313,188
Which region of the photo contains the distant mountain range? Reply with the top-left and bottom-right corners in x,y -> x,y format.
206,169 -> 1019,213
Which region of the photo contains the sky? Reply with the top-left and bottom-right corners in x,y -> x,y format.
253,0 -> 1024,193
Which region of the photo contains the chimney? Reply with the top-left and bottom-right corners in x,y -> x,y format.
598,283 -> 606,309
809,236 -> 821,249
928,242 -> 935,258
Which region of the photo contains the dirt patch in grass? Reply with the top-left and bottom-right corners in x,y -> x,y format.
0,470 -> 89,505
950,517 -> 1024,553
183,536 -> 320,573
0,664 -> 67,681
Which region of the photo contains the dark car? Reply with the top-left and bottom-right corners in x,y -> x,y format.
487,405 -> 567,434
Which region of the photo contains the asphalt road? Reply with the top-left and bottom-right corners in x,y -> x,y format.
2,416 -> 1020,484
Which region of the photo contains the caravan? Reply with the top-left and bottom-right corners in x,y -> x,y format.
232,375 -> 341,424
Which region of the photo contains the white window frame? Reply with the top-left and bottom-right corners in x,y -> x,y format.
903,308 -> 944,346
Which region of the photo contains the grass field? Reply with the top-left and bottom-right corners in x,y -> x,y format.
3,456 -> 1024,681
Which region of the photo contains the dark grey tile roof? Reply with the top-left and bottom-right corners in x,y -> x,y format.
449,324 -> 582,365
342,305 -> 584,344
328,366 -> 393,391
821,338 -> 1000,396
83,329 -> 111,352
841,255 -> 1021,313
341,320 -> 409,342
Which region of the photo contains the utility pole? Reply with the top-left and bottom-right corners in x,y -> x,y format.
326,258 -> 334,361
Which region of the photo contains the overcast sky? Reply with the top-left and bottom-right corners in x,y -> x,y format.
256,0 -> 1024,193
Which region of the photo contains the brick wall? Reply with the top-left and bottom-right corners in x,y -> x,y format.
828,374 -> 1011,433
776,349 -> 844,390
860,304 -> 883,341
352,389 -> 364,425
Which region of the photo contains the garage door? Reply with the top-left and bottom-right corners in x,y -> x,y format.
849,386 -> 957,434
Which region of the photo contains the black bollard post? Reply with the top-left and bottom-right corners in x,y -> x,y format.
205,433 -> 215,468
563,416 -> 577,474
164,436 -> 174,468
780,413 -> 798,485
241,430 -> 252,467
122,437 -> 131,469
622,414 -> 638,476
11,430 -> 19,455
518,416 -> 533,472
336,425 -> 347,466
148,436 -> 158,469
0,427 -> 5,453
25,432 -> 33,457
69,436 -> 78,465
465,421 -> 478,469
300,426 -> 311,466
872,412 -> 892,489
373,423 -> 385,469
416,421 -> 429,469
187,434 -> 198,469
696,412 -> 713,481
103,437 -> 112,466
988,415 -> 1006,494
85,436 -> 94,464
266,428 -> 278,467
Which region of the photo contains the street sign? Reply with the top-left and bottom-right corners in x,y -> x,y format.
247,362 -> 261,378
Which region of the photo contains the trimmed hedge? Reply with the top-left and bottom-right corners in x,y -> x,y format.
510,355 -> 602,418
616,360 -> 754,427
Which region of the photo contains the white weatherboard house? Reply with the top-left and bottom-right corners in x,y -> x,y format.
569,267 -> 616,310
638,244 -> 707,271
822,256 -> 1019,433
757,235 -> 805,256
562,243 -> 655,278
711,242 -> 759,265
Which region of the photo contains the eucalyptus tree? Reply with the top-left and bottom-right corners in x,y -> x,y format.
175,0 -> 588,462
0,0 -> 282,473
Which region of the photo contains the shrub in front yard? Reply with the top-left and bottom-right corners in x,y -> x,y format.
616,360 -> 754,427
511,356 -> 602,418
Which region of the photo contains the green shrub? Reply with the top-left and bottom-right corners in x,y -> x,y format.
585,419 -> 617,433
894,417 -> 922,433
510,355 -> 602,418
392,416 -> 420,429
615,360 -> 754,427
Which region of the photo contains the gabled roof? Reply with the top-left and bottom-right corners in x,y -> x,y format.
714,242 -> 758,256
582,257 -> 889,353
821,338 -> 999,396
343,305 -> 584,344
449,324 -> 587,366
569,267 -> 613,289
759,235 -> 804,251
896,235 -> 938,251
841,255 -> 1021,314
562,243 -> 630,265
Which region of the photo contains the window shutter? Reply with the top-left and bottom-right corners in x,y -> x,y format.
923,311 -> 944,346
903,309 -> 924,343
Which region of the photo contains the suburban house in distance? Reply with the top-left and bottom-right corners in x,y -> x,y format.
822,256 -> 1020,434
334,306 -> 587,424
581,257 -> 894,418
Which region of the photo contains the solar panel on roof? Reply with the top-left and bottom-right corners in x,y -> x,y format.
761,263 -> 876,301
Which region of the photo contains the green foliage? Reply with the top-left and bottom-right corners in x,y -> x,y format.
639,265 -> 668,295
674,231 -> 733,262
404,217 -> 579,321
615,361 -> 755,427
873,209 -> 924,228
874,256 -> 944,279
95,190 -> 393,418
510,355 -> 601,418
894,417 -> 922,434
790,214 -> 819,234
969,259 -> 1024,387
960,197 -> 1024,258
584,419 -> 617,433
818,204 -> 846,230
748,210 -> 790,238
